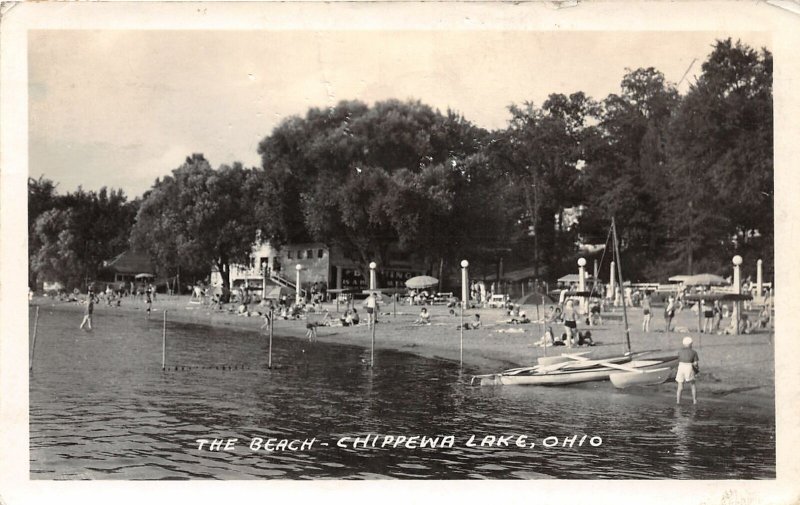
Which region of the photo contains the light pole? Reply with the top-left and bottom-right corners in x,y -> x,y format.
756,259 -> 763,302
460,260 -> 469,369
733,255 -> 742,335
369,261 -> 377,291
295,264 -> 302,305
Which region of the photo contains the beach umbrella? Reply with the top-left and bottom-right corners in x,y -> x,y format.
560,290 -> 602,298
683,273 -> 729,287
517,292 -> 555,306
264,286 -> 293,299
557,273 -> 594,284
668,275 -> 693,283
683,292 -> 752,302
135,273 -> 155,280
405,275 -> 439,290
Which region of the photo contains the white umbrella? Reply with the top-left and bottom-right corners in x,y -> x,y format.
683,273 -> 729,287
405,276 -> 439,290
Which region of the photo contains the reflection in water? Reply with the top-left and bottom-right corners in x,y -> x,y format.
30,307 -> 775,479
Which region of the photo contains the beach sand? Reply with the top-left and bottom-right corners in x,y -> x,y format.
32,295 -> 775,408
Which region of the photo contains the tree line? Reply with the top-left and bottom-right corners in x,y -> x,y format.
29,39 -> 773,291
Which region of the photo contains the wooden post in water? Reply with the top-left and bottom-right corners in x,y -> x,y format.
29,306 -> 40,371
370,312 -> 376,368
268,309 -> 274,369
161,310 -> 167,371
459,302 -> 464,368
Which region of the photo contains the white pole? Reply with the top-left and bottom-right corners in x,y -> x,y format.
459,302 -> 464,368
756,259 -> 763,300
369,261 -> 377,291
29,306 -> 40,371
460,260 -> 469,369
461,260 -> 469,308
161,310 -> 167,371
578,257 -> 587,313
295,264 -> 302,305
609,260 -> 616,304
370,312 -> 376,368
733,255 -> 742,335
268,308 -> 274,369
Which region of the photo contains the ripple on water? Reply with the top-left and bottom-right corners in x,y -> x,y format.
29,309 -> 776,480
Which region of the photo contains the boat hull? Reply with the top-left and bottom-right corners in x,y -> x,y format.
609,357 -> 679,388
477,356 -> 678,387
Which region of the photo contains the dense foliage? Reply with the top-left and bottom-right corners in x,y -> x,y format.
28,178 -> 138,289
29,39 -> 773,289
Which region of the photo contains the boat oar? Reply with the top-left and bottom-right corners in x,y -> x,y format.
564,353 -> 645,373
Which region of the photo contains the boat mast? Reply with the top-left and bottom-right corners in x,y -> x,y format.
611,218 -> 632,355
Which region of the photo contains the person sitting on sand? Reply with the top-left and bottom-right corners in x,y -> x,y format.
758,306 -> 771,328
536,327 -> 556,346
577,330 -> 595,346
510,312 -> 530,324
319,310 -> 333,326
461,314 -> 481,330
351,308 -> 360,325
413,307 -> 432,325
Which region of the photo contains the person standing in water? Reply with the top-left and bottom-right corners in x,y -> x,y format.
676,336 -> 699,405
79,292 -> 96,330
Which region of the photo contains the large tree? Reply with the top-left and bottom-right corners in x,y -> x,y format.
254,99 -> 489,281
578,67 -> 679,280
663,39 -> 773,278
491,92 -> 600,277
130,154 -> 261,293
28,183 -> 137,289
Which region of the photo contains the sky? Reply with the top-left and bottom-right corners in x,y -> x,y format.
28,30 -> 771,199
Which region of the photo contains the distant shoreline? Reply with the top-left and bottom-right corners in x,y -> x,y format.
30,295 -> 775,411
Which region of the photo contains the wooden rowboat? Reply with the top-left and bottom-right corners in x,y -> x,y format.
472,220 -> 680,388
609,357 -> 678,388
475,355 -> 678,387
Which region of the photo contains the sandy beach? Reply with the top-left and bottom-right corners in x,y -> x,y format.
32,294 -> 775,407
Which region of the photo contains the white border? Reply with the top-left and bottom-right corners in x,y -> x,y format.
2,2 -> 799,504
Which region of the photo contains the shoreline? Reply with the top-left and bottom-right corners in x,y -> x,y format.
31,295 -> 775,411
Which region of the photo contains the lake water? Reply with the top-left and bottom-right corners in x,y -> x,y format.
29,307 -> 775,479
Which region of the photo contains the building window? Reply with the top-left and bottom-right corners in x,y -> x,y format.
317,249 -> 324,258
307,249 -> 313,259
287,250 -> 293,259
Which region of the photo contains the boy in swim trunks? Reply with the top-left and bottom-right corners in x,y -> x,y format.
676,336 -> 699,404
